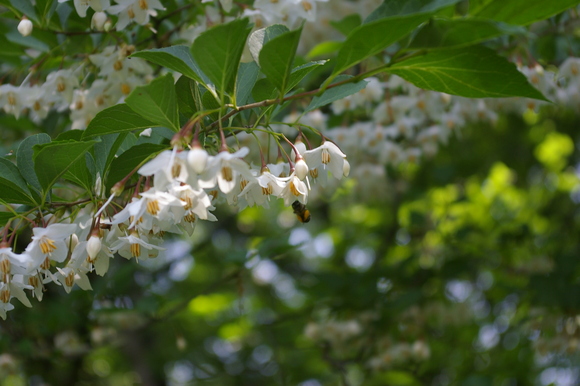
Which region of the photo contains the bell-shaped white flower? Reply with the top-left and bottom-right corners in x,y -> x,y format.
23,223 -> 78,272
200,147 -> 254,194
303,141 -> 348,180
278,172 -> 309,206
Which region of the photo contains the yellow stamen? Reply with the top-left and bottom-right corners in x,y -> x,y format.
221,166 -> 233,182
0,259 -> 10,275
261,183 -> 273,195
309,168 -> 318,178
290,181 -> 300,196
65,271 -> 75,287
240,179 -> 248,191
40,257 -> 51,270
39,237 -> 57,255
146,199 -> 160,215
131,242 -> 140,258
114,60 -> 123,71
0,289 -> 9,303
322,150 -> 331,164
139,0 -> 148,10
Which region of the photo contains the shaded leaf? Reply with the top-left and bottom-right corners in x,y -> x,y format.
16,133 -> 51,194
106,143 -> 167,192
125,73 -> 180,132
83,104 -> 158,139
306,75 -> 368,112
0,157 -> 36,205
260,28 -> 303,97
385,45 -> 548,100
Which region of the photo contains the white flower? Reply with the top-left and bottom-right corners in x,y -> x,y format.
58,0 -> 111,18
86,235 -> 102,261
23,223 -> 78,272
110,231 -> 165,260
109,0 -> 165,30
17,18 -> 33,37
56,266 -> 92,293
278,172 -> 308,206
239,170 -> 286,208
303,141 -> 348,180
294,158 -> 309,180
0,246 -> 28,280
0,85 -> 26,119
200,148 -> 255,194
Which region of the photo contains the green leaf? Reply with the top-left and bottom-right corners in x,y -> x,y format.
252,78 -> 276,103
83,104 -> 158,139
191,18 -> 251,98
248,24 -> 290,64
106,143 -> 167,192
471,0 -> 580,26
306,41 -> 343,59
33,140 -> 96,194
16,133 -> 51,194
0,212 -> 14,227
408,19 -> 525,50
365,0 -> 460,22
236,61 -> 260,106
0,158 -> 36,205
330,0 -> 462,82
331,17 -> 428,80
202,90 -> 221,121
259,28 -> 303,97
94,132 -> 129,178
131,46 -> 211,86
10,0 -> 38,23
63,152 -> 96,192
287,60 -> 328,91
385,45 -> 548,100
306,75 -> 369,112
125,73 -> 180,132
330,14 -> 362,36
175,75 -> 199,118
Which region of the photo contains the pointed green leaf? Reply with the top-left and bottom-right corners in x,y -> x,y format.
471,0 -> 580,26
287,60 -> 328,91
63,153 -> 96,192
260,28 -> 303,97
125,73 -> 180,132
0,158 -> 37,205
386,46 -> 548,100
252,78 -> 277,103
365,0 -> 460,22
248,24 -> 290,64
331,0 -> 461,81
306,75 -> 369,112
0,212 -> 14,227
191,18 -> 251,98
83,104 -> 158,139
408,19 -> 525,50
236,61 -> 260,106
306,41 -> 343,59
16,133 -> 51,193
175,75 -> 199,118
94,132 -> 129,178
131,46 -> 211,86
330,14 -> 362,36
33,140 -> 96,193
106,143 -> 167,192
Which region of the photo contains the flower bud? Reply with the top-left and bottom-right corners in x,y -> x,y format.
104,20 -> 113,32
69,233 -> 79,252
86,235 -> 102,261
91,12 -> 108,31
292,140 -> 307,162
343,159 -> 350,177
295,158 -> 309,180
17,18 -> 33,37
187,146 -> 209,174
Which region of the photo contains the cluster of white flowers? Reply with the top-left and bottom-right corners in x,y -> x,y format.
0,137 -> 349,319
57,0 -> 164,31
0,44 -> 152,129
